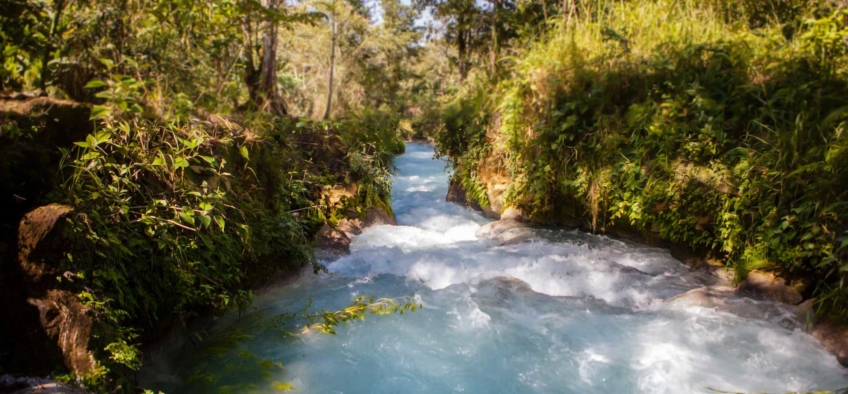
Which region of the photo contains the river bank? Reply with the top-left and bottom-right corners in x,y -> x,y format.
138,143 -> 848,393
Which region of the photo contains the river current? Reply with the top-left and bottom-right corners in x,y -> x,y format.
142,142 -> 848,393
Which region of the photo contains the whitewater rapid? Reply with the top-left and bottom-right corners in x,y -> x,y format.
143,142 -> 848,393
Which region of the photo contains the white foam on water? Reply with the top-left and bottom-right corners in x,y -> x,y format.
143,142 -> 848,393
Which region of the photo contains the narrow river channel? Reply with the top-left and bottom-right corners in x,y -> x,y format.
142,142 -> 848,393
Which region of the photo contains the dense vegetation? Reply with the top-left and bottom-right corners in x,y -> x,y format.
436,0 -> 848,317
0,0 -> 438,389
4,0 -> 848,390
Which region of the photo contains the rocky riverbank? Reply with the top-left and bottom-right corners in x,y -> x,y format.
451,177 -> 848,367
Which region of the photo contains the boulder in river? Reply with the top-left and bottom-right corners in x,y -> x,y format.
499,206 -> 526,222
337,216 -> 365,236
476,219 -> 534,244
314,224 -> 351,259
668,286 -> 808,331
811,319 -> 848,367
364,205 -> 397,227
737,270 -> 803,305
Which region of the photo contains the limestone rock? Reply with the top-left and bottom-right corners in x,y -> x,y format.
364,206 -> 397,227
668,286 -> 807,331
474,277 -> 538,308
314,224 -> 351,259
446,174 -> 481,212
476,219 -> 534,244
27,290 -> 95,375
18,204 -> 73,283
337,216 -> 365,236
737,271 -> 803,305
500,206 -> 525,222
811,320 -> 848,367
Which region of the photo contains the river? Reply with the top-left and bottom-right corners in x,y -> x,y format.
142,142 -> 848,393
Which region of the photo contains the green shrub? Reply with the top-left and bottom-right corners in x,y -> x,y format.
439,0 -> 848,316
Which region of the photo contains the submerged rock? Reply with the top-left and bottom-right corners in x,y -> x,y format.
476,219 -> 534,244
667,286 -> 807,331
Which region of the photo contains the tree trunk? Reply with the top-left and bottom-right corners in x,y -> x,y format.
242,12 -> 261,106
490,0 -> 499,74
39,0 -> 67,93
457,24 -> 468,81
259,0 -> 287,115
322,2 -> 336,121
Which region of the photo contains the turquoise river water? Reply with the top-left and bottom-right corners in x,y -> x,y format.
141,142 -> 848,393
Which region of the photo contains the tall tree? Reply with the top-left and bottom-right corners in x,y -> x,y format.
242,0 -> 287,115
322,0 -> 338,120
415,0 -> 484,81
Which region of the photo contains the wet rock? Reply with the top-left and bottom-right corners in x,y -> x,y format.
811,320 -> 848,367
337,216 -> 365,236
18,204 -> 73,283
335,205 -> 396,236
446,173 -> 482,212
668,286 -> 806,330
0,375 -> 88,394
667,244 -> 733,285
500,206 -> 525,222
26,290 -> 96,375
737,271 -> 803,305
314,224 -> 351,259
475,277 -> 536,306
476,219 -> 533,241
668,286 -> 737,307
619,266 -> 652,276
363,206 -> 397,227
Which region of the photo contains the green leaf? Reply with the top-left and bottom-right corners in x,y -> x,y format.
174,157 -> 189,169
179,211 -> 195,225
214,216 -> 225,231
239,145 -> 250,160
96,132 -> 112,143
90,105 -> 112,120
73,141 -> 90,148
99,58 -> 115,69
200,155 -> 217,164
199,214 -> 211,228
81,151 -> 101,160
84,80 -> 106,89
